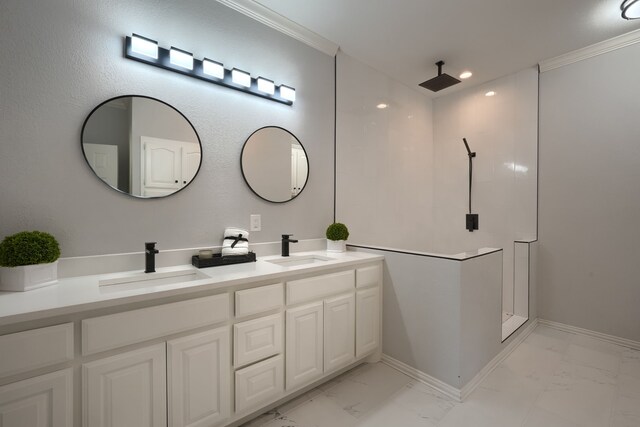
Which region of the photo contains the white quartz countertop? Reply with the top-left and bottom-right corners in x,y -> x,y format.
0,250 -> 383,326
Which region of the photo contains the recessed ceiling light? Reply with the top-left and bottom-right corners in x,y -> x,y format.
376,103 -> 388,109
485,91 -> 496,97
459,71 -> 473,79
621,0 -> 640,19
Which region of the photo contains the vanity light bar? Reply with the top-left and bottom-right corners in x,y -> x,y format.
124,34 -> 295,106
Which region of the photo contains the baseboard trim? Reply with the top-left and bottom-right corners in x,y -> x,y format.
538,319 -> 640,351
382,318 -> 539,402
381,354 -> 463,402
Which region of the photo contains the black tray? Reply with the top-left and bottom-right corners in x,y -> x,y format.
191,252 -> 256,268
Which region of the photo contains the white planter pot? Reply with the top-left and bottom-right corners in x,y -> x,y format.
326,240 -> 346,253
0,261 -> 58,292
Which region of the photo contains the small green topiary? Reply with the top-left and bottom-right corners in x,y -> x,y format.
326,223 -> 349,241
0,231 -> 61,267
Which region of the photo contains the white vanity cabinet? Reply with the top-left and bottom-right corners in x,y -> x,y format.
168,327 -> 230,427
324,293 -> 356,373
83,343 -> 167,427
233,284 -> 286,414
0,369 -> 73,427
0,324 -> 74,427
0,253 -> 383,427
82,294 -> 231,427
285,301 -> 324,390
356,264 -> 382,358
284,264 -> 381,392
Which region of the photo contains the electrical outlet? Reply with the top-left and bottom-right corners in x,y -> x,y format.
250,214 -> 261,231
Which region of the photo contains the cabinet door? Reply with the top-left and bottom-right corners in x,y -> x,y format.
168,327 -> 230,427
324,293 -> 355,373
356,287 -> 380,358
0,369 -> 72,427
83,343 -> 166,427
285,302 -> 323,390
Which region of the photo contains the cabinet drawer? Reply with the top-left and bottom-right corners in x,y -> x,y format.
235,355 -> 284,413
234,313 -> 283,368
235,283 -> 283,318
356,264 -> 382,289
286,270 -> 354,305
0,323 -> 74,377
82,294 -> 229,355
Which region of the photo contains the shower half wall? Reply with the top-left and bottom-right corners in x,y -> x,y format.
336,52 -> 538,396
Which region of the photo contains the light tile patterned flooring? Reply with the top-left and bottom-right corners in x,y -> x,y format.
241,325 -> 640,427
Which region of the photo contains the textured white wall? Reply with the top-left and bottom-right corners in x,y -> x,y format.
0,0 -> 334,256
335,52 -> 435,250
539,43 -> 640,342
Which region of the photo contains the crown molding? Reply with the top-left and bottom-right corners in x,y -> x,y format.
215,0 -> 339,57
540,28 -> 640,72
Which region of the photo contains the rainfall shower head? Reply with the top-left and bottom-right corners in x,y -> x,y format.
419,61 -> 461,92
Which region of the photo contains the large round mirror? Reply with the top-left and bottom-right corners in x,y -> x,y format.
81,95 -> 202,198
241,127 -> 309,203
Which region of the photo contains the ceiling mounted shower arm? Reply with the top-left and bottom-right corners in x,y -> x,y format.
463,138 -> 478,232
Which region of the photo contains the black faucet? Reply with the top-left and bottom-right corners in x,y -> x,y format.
281,234 -> 298,257
145,242 -> 159,273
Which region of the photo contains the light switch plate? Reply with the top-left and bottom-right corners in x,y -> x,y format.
250,214 -> 261,231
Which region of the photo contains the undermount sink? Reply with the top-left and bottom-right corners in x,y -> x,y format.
266,254 -> 335,267
99,269 -> 208,291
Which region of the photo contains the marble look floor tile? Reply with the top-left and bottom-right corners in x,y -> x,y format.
570,334 -> 623,356
353,401 -> 438,427
461,376 -> 541,426
534,361 -> 616,427
436,403 -> 502,427
323,362 -> 412,418
523,326 -> 574,354
260,395 -> 357,427
500,342 -> 564,385
563,343 -> 620,374
239,389 -> 324,427
389,381 -> 457,424
620,348 -> 640,379
522,407 -> 581,427
243,328 -> 640,427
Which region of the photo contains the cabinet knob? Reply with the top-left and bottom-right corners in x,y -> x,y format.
174,180 -> 178,183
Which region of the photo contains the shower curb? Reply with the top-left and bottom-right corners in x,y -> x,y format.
539,319 -> 640,351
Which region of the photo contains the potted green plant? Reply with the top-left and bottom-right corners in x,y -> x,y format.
326,222 -> 349,253
0,231 -> 60,291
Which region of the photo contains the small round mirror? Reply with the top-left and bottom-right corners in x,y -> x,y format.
81,95 -> 202,198
241,126 -> 309,203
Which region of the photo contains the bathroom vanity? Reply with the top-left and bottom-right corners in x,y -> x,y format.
0,251 -> 382,427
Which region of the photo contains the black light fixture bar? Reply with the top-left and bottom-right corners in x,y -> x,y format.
124,35 -> 294,106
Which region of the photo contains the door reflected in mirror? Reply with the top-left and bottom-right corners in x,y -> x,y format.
81,95 -> 202,198
241,127 -> 309,203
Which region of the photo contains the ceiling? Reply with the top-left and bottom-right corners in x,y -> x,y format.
252,0 -> 640,96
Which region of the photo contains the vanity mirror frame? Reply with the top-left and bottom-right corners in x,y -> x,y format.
80,94 -> 203,199
240,126 -> 309,204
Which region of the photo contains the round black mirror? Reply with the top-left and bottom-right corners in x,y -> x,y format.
241,126 -> 309,203
81,95 -> 202,198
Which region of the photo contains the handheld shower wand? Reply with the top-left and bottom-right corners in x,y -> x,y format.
463,138 -> 478,231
